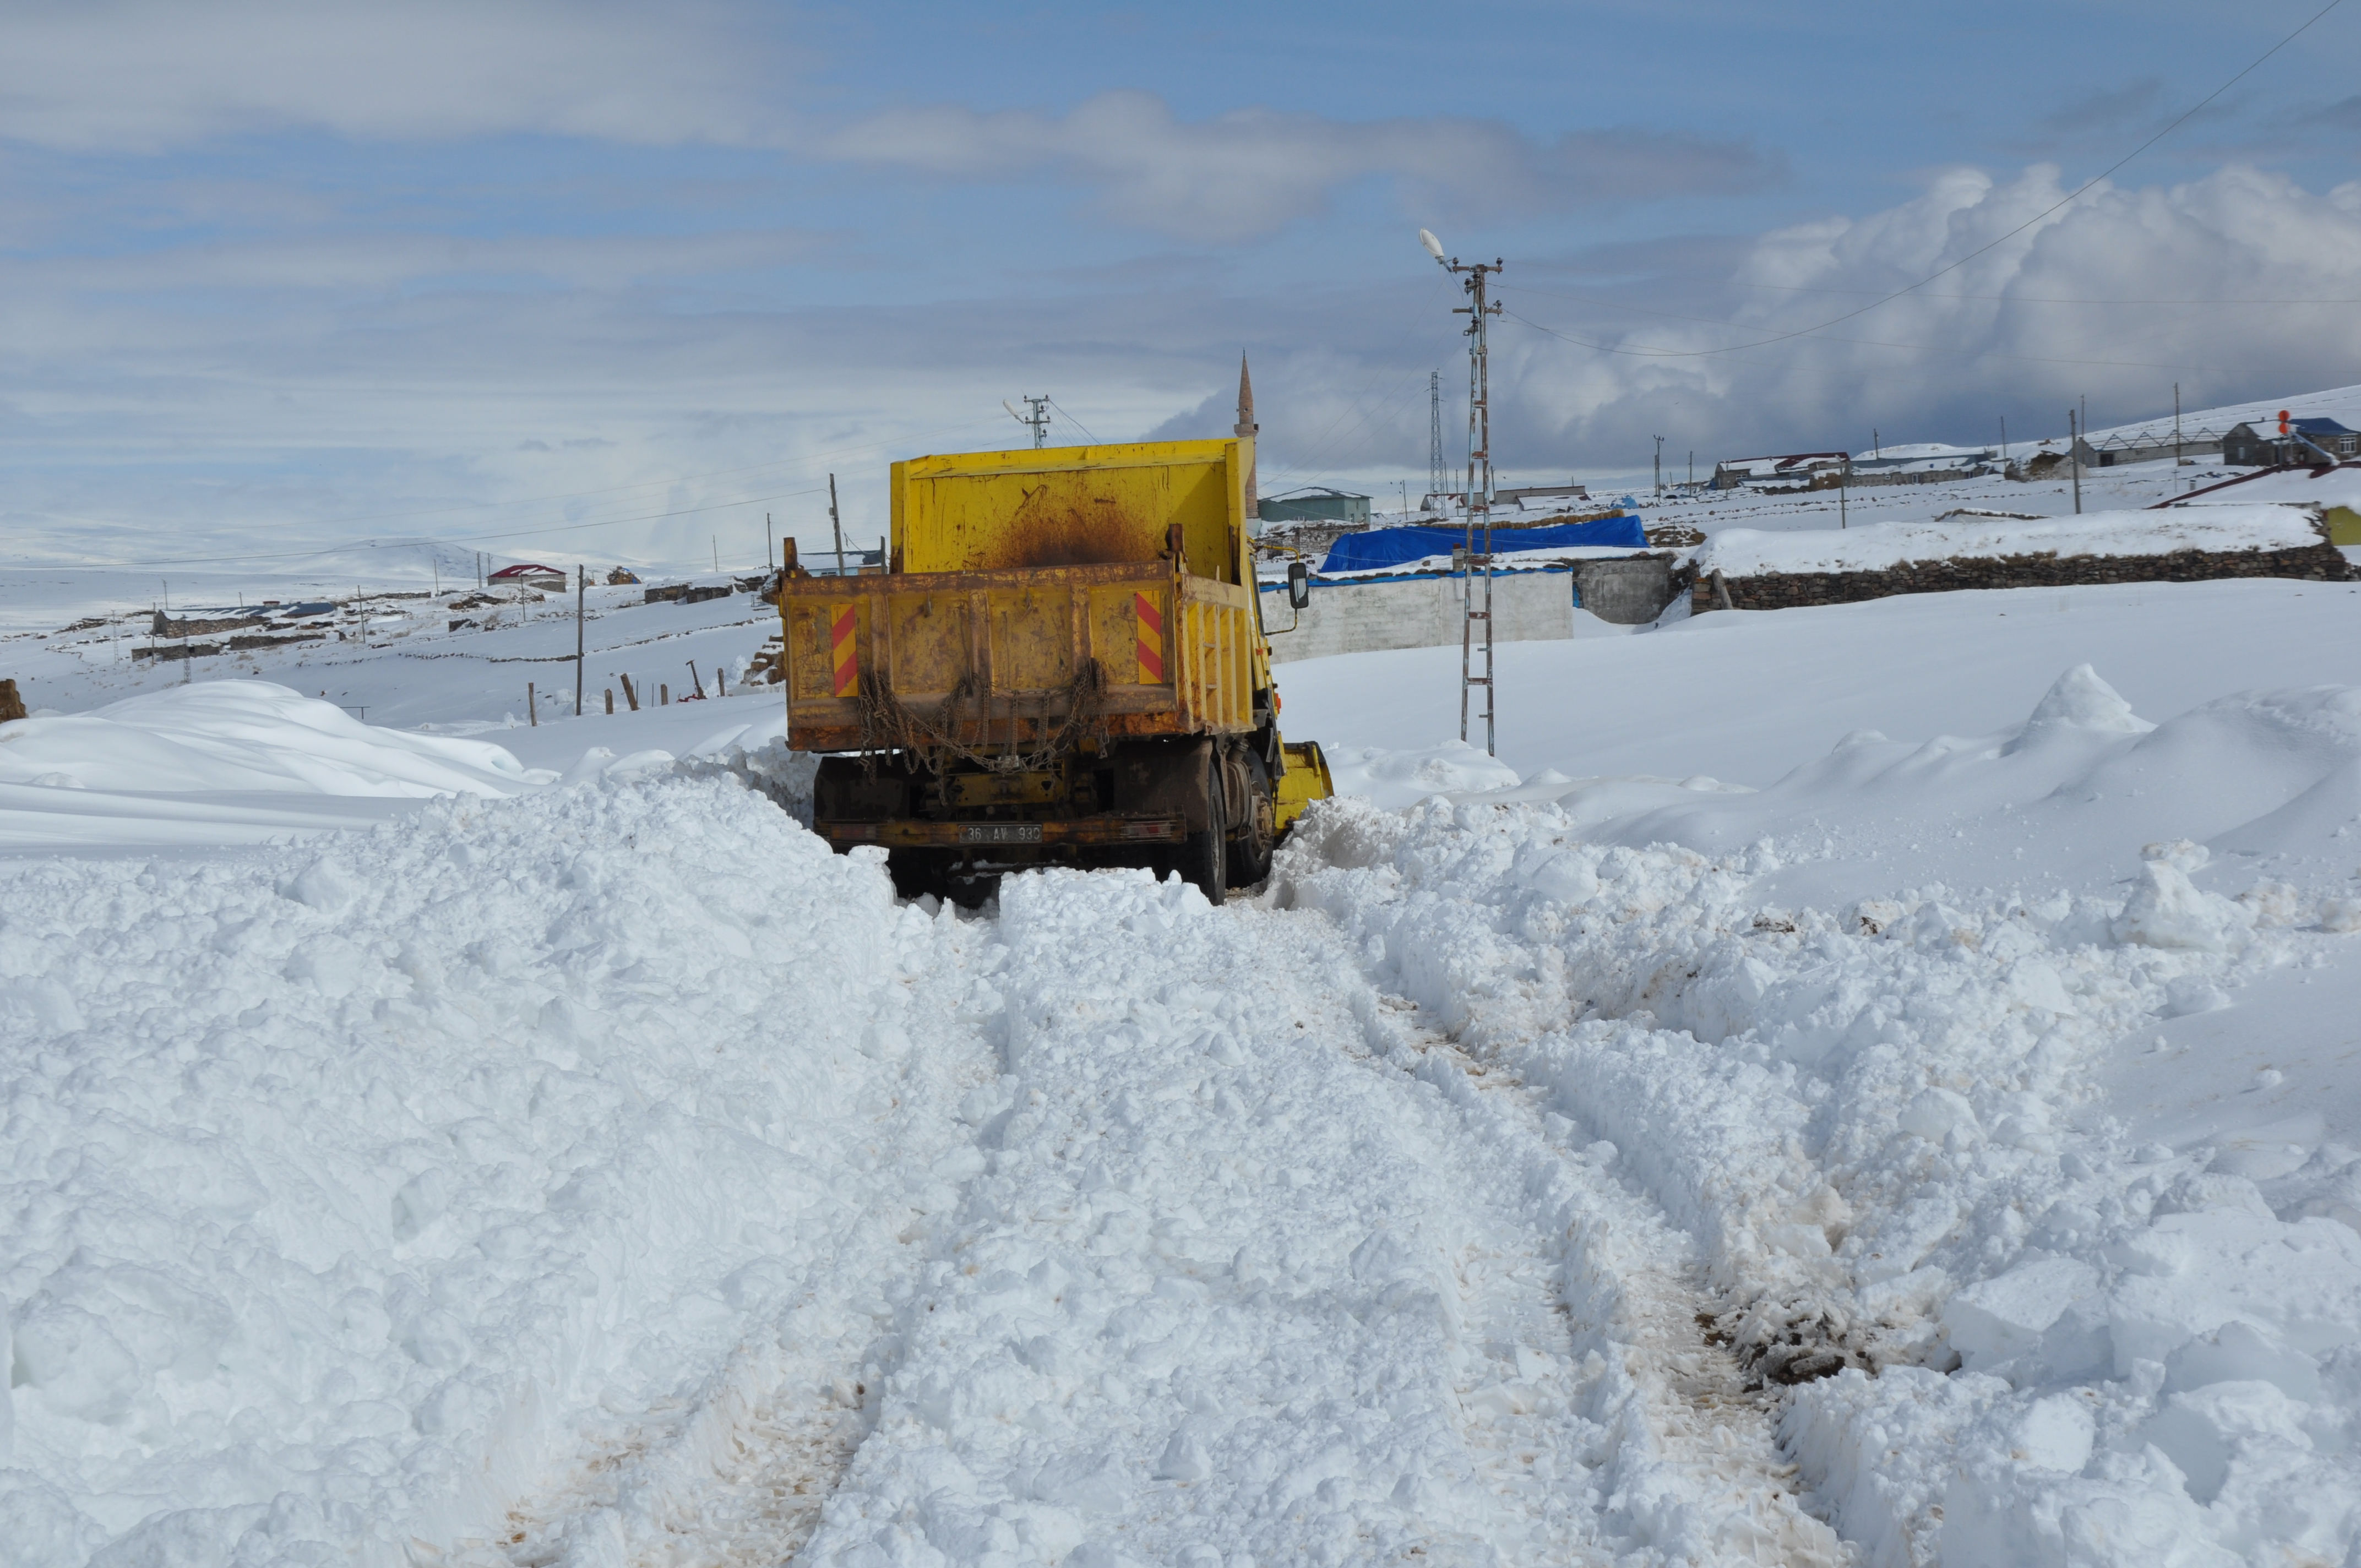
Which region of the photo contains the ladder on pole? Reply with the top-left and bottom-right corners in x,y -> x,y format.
1446,258 -> 1504,755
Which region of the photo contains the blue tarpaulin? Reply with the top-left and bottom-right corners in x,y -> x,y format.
1317,515 -> 1648,574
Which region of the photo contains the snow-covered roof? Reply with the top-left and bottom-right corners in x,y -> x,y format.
1849,442 -> 1994,472
2075,382 -> 2361,449
1693,504 -> 2322,578
1715,452 -> 1847,477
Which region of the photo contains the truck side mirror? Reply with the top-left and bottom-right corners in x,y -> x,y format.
1287,560 -> 1311,609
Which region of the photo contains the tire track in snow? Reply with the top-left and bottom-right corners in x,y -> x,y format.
503,862 -> 1839,1566
488,895 -> 1008,1568
1383,1010 -> 1847,1566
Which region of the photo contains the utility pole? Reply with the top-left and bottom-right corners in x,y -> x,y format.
1006,395 -> 1051,448
1687,450 -> 1694,489
766,513 -> 774,570
2069,407 -> 2082,514
1421,231 -> 1503,755
2174,383 -> 2183,489
1653,435 -> 1664,497
1839,455 -> 1850,529
575,565 -> 586,716
828,473 -> 847,576
1428,370 -> 1446,514
2000,415 -> 2009,468
1873,427 -> 1881,459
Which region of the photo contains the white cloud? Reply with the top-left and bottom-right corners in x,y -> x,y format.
0,1 -> 787,149
827,89 -> 1778,242
1492,164 -> 2361,461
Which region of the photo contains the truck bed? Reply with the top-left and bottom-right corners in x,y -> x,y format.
778,559 -> 1259,755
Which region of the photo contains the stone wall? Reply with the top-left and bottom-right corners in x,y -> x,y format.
1259,569 -> 1572,664
1571,558 -> 1676,624
1682,542 -> 2352,615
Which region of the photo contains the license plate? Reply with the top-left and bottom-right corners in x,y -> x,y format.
960,823 -> 1043,845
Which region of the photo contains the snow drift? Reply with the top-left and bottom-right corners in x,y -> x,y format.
1693,504 -> 2325,578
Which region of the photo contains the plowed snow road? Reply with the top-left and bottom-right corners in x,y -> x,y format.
508,864 -> 1840,1567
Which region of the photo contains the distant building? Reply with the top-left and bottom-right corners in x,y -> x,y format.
1711,453 -> 1848,491
488,563 -> 568,590
2074,429 -> 2223,467
1493,482 -> 1589,508
1257,486 -> 1371,525
2223,416 -> 2361,467
1846,443 -> 1995,487
804,548 -> 886,578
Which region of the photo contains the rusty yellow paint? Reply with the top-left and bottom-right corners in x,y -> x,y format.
777,562 -> 1264,753
892,438 -> 1250,585
1274,738 -> 1334,834
778,435 -> 1290,758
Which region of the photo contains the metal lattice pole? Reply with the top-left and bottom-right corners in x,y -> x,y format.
1428,370 -> 1446,512
1450,258 -> 1503,755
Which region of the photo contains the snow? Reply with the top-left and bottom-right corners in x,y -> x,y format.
1693,504 -> 2324,578
9,560 -> 2361,1564
2075,382 -> 2361,450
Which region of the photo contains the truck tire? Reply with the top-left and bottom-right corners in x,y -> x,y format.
1176,749 -> 1226,907
1226,750 -> 1274,888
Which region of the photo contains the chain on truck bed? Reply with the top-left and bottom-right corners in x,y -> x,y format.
855,657 -> 1113,776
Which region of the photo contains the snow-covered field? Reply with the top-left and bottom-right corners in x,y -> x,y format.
6,562 -> 2361,1565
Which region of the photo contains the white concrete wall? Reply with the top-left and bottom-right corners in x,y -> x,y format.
1259,569 -> 1571,665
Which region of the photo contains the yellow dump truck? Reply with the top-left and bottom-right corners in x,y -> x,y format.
776,435 -> 1331,904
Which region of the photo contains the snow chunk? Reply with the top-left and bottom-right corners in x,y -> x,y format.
2113,859 -> 2254,952
1941,1257 -> 2098,1368
2010,663 -> 2156,748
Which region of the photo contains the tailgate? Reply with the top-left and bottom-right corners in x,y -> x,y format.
779,563 -> 1259,753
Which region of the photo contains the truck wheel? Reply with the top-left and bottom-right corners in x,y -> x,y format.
1177,750 -> 1227,907
886,850 -> 939,902
1226,750 -> 1274,887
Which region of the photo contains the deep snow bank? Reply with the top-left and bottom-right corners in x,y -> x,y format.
1275,669 -> 2361,1567
0,682 -> 558,851
0,769 -> 986,1565
0,681 -> 548,797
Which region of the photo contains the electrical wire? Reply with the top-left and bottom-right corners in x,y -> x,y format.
1044,398 -> 1102,444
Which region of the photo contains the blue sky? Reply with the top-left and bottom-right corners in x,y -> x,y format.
3,0 -> 2359,575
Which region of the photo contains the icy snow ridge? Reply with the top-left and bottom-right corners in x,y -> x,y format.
1272,667 -> 2361,1567
0,771 -> 993,1565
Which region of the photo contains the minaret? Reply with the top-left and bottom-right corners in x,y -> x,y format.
1234,352 -> 1259,520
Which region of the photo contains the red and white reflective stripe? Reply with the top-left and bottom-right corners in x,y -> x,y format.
830,603 -> 858,697
1134,592 -> 1165,683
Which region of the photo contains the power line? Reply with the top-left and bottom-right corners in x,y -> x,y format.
1045,398 -> 1101,444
